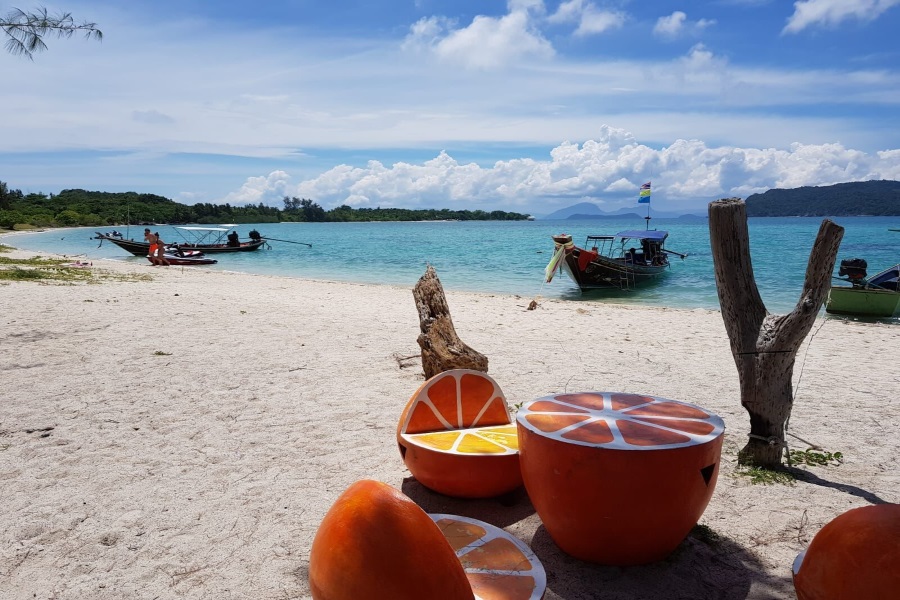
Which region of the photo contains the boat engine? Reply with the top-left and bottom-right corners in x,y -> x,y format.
838,258 -> 867,287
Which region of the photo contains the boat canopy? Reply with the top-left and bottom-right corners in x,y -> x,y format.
614,230 -> 669,241
176,226 -> 229,232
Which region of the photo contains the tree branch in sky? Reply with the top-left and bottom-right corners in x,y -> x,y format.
2,7 -> 102,60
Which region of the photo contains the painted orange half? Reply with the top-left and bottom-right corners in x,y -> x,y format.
431,514 -> 547,600
516,392 -> 725,565
397,370 -> 522,498
792,503 -> 900,600
308,480 -> 474,600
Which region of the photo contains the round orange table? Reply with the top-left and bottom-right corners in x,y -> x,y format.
516,391 -> 725,565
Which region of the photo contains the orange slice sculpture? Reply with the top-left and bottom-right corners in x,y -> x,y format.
516,391 -> 725,565
431,514 -> 547,600
397,369 -> 522,498
792,503 -> 900,600
308,480 -> 473,600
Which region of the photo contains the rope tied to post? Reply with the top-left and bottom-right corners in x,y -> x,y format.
747,433 -> 783,447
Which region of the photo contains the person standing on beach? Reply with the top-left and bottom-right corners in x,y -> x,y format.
144,228 -> 170,266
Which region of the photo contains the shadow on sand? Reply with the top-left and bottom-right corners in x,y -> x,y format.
400,477 -> 536,528
402,477 -> 794,600
790,468 -> 890,505
530,525 -> 793,600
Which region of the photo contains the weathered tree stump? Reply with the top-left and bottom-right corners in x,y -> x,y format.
708,198 -> 844,468
412,266 -> 488,379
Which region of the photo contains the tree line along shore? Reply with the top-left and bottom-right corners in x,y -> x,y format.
3,179 -> 898,231
0,184 -> 530,230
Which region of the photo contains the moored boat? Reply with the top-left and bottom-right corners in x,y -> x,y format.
545,179 -> 686,291
826,259 -> 900,317
95,227 -> 266,256
546,230 -> 685,291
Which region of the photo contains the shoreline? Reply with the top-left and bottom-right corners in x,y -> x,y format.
1,242 -> 897,599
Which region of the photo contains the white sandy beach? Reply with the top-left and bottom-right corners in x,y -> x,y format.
1,242 -> 897,600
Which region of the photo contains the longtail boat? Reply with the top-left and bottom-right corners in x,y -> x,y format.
545,180 -> 686,291
546,230 -> 686,291
95,226 -> 266,256
826,259 -> 900,317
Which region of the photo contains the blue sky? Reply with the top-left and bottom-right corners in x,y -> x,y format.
2,0 -> 900,215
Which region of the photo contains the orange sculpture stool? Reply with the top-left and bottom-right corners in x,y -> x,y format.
792,503 -> 900,600
516,391 -> 725,565
397,369 -> 522,498
309,479 -> 547,600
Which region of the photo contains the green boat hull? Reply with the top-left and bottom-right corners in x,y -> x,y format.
826,286 -> 900,317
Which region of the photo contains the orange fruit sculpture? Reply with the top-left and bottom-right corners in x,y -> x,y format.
516,391 -> 725,565
397,369 -> 522,498
308,480 -> 548,600
308,479 -> 473,600
431,514 -> 547,600
792,503 -> 900,600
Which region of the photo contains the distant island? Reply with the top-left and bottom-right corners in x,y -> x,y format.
540,202 -> 704,220
539,180 -> 900,220
0,185 -> 531,230
745,180 -> 900,217
541,202 -> 706,220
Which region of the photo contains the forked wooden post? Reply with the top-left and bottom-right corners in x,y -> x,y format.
412,266 -> 488,379
708,198 -> 844,468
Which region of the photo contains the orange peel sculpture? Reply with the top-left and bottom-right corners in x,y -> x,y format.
516,391 -> 725,565
308,480 -> 471,600
309,479 -> 547,600
397,369 -> 522,498
432,514 -> 546,600
792,503 -> 900,600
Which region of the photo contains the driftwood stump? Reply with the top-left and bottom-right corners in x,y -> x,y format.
709,198 -> 844,468
412,266 -> 488,379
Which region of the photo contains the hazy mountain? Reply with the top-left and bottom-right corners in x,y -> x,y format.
540,202 -> 692,220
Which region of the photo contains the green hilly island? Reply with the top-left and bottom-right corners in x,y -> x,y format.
745,180 -> 900,217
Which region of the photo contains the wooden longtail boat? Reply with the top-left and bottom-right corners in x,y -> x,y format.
95,227 -> 266,256
826,259 -> 900,317
546,230 -> 686,291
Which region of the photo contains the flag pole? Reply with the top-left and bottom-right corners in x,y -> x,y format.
645,192 -> 651,230
639,181 -> 652,229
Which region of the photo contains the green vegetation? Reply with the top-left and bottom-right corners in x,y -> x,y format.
0,183 -> 531,229
745,180 -> 900,216
788,448 -> 843,467
734,465 -> 796,485
2,7 -> 102,60
731,447 -> 843,484
0,254 -> 151,284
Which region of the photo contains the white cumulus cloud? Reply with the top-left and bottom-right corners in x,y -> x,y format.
404,3 -> 553,69
221,171 -> 293,206
548,0 -> 626,36
654,11 -> 716,38
224,126 -> 900,214
784,0 -> 900,34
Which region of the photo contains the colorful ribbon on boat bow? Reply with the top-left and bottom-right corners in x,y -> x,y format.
545,237 -> 574,282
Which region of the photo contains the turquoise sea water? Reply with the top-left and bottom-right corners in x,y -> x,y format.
6,217 -> 899,315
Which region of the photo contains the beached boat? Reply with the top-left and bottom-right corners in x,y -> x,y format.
546,230 -> 685,291
826,259 -> 900,317
95,227 -> 266,256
